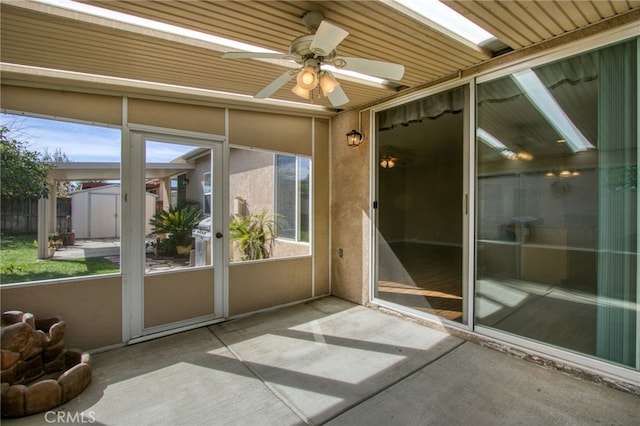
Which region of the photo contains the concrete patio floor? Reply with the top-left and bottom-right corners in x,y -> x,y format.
3,297 -> 639,426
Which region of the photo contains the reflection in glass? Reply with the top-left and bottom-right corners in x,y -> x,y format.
145,141 -> 211,274
476,40 -> 638,370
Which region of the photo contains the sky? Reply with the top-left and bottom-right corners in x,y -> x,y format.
1,113 -> 194,163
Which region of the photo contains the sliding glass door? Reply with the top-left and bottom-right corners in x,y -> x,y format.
374,86 -> 470,324
475,39 -> 638,370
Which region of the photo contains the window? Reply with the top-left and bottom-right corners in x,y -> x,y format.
229,148 -> 311,262
275,154 -> 310,242
0,113 -> 121,284
169,177 -> 178,208
203,172 -> 212,215
475,39 -> 638,370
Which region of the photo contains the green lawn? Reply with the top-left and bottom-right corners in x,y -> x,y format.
0,234 -> 119,284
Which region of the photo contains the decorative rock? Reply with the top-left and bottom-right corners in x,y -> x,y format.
58,362 -> 91,402
1,383 -> 26,417
1,311 -> 92,418
44,352 -> 65,374
1,350 -> 20,370
46,321 -> 66,346
20,334 -> 44,360
22,313 -> 35,329
24,379 -> 61,415
43,341 -> 65,363
1,311 -> 24,324
23,356 -> 44,381
1,323 -> 30,352
1,359 -> 26,384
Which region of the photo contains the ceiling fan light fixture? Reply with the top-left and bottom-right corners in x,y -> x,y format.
292,83 -> 310,99
380,155 -> 395,168
319,71 -> 340,96
296,65 -> 318,90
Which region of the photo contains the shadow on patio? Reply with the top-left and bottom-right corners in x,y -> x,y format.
3,297 -> 638,426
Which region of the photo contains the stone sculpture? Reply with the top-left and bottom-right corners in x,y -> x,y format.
1,311 -> 92,417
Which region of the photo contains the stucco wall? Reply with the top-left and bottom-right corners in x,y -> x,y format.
330,110 -> 371,305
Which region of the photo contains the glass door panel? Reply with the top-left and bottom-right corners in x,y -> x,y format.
374,86 -> 467,324
475,40 -> 638,370
142,137 -> 222,332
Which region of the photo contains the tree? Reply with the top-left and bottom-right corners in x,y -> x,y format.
1,126 -> 53,198
41,147 -> 79,197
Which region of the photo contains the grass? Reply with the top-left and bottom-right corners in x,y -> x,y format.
0,234 -> 119,284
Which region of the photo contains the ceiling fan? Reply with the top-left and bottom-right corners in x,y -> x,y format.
221,11 -> 405,107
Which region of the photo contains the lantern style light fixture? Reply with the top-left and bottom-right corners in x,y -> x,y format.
346,129 -> 364,147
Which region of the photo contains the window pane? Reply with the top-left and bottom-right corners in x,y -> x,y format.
276,154 -> 296,239
0,114 -> 121,284
145,141 -> 211,274
475,40 -> 638,370
299,157 -> 310,243
203,172 -> 212,215
229,148 -> 310,262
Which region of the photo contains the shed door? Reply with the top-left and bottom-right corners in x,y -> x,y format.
89,193 -> 119,238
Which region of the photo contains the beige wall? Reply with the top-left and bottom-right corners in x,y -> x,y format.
1,85 -> 122,125
229,257 -> 313,316
129,99 -> 225,135
144,268 -> 215,328
0,276 -> 122,350
229,110 -> 312,155
330,110 -> 371,305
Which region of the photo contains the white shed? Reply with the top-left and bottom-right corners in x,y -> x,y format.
71,184 -> 156,239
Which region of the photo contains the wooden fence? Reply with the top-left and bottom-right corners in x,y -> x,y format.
1,197 -> 71,234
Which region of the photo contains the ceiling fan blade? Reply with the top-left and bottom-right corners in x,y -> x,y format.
222,52 -> 296,60
254,70 -> 296,99
310,21 -> 349,56
333,57 -> 405,80
327,85 -> 349,107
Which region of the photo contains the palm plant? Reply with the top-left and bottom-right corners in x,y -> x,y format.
229,210 -> 278,261
150,204 -> 204,249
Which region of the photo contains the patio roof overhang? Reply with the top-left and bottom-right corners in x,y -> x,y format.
2,1 -> 638,113
48,162 -> 195,181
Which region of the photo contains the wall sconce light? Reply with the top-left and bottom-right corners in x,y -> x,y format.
346,129 -> 364,147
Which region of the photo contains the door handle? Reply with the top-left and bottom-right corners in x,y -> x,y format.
215,232 -> 223,239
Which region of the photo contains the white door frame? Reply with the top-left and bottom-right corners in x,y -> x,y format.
123,126 -> 226,343
368,79 -> 475,330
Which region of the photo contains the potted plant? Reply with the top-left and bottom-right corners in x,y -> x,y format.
229,209 -> 278,261
48,232 -> 63,250
62,216 -> 75,246
47,239 -> 57,257
149,204 -> 204,256
63,229 -> 75,246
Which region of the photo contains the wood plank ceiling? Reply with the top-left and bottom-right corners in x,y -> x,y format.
1,1 -> 639,113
